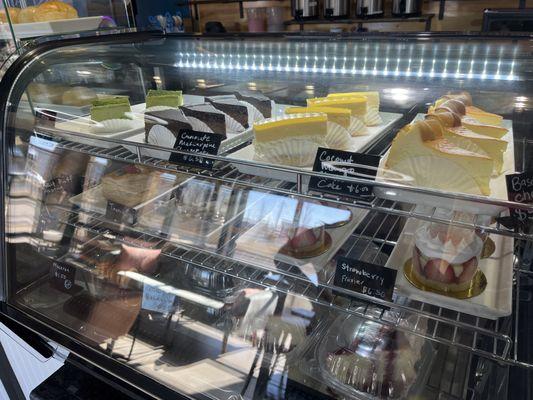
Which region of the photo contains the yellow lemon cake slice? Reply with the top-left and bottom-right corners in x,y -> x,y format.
285,106 -> 351,129
253,113 -> 327,166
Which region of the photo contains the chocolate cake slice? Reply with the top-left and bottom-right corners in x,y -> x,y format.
144,109 -> 192,142
180,103 -> 227,138
206,95 -> 249,128
234,90 -> 272,119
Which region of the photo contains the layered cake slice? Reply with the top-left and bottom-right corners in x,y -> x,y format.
426,112 -> 508,174
285,106 -> 352,149
145,89 -> 183,109
234,90 -> 272,118
461,117 -> 508,139
253,113 -> 327,166
385,119 -> 494,195
429,96 -> 508,139
90,97 -> 131,122
307,96 -> 367,121
180,103 -> 227,137
285,106 -> 351,129
327,90 -> 380,109
101,165 -> 160,208
325,91 -> 382,125
466,106 -> 503,126
144,108 -> 192,142
444,126 -> 507,175
206,95 -> 249,128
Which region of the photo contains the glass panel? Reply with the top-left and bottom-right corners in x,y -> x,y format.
3,33 -> 532,399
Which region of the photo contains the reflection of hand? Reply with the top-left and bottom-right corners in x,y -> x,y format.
115,244 -> 161,274
103,244 -> 161,288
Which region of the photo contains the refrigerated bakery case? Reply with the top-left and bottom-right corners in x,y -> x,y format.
1,31 -> 533,400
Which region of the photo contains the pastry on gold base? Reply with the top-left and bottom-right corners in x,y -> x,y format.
404,259 -> 486,299
280,231 -> 332,259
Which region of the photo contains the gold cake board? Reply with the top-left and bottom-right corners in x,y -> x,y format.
403,259 -> 487,300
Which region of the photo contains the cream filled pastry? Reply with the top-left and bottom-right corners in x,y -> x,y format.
253,113 -> 327,166
413,223 -> 483,293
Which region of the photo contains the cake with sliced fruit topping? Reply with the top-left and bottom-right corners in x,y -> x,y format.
412,223 -> 483,293
281,224 -> 327,258
145,89 -> 183,109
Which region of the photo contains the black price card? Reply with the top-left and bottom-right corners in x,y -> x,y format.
50,261 -> 76,293
35,109 -> 57,128
505,172 -> 533,227
309,148 -> 380,200
106,201 -> 137,225
334,257 -> 397,302
169,129 -> 222,170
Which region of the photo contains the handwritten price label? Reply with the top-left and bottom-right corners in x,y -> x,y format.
50,261 -> 76,293
506,172 -> 533,228
334,257 -> 397,302
169,129 -> 222,170
309,148 -> 379,200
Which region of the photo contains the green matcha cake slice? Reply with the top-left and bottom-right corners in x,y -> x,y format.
145,89 -> 183,109
91,97 -> 131,122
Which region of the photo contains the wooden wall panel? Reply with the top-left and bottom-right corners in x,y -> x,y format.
192,0 -> 530,32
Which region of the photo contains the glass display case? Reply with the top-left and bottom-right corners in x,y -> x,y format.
0,0 -> 133,79
1,31 -> 532,399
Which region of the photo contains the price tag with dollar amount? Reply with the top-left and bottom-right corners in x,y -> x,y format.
50,261 -> 77,293
309,148 -> 380,200
169,129 -> 222,170
506,172 -> 533,229
334,257 -> 397,302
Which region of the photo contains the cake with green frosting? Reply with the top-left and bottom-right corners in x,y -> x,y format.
146,89 -> 183,109
91,97 -> 131,122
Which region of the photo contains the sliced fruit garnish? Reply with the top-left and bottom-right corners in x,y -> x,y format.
457,256 -> 478,284
424,258 -> 455,283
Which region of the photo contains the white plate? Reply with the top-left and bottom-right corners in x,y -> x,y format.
54,117 -> 145,149
386,216 -> 513,319
0,16 -> 106,40
374,115 -> 514,216
228,111 -> 403,183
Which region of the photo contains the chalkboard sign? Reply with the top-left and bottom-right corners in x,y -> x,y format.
506,172 -> 533,226
50,261 -> 76,293
334,257 -> 397,302
169,129 -> 222,170
106,201 -> 138,225
309,148 -> 380,200
35,109 -> 57,128
44,175 -> 75,195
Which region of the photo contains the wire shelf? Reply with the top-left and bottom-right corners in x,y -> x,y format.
45,200 -> 517,366
37,132 -> 533,241
29,131 -> 533,369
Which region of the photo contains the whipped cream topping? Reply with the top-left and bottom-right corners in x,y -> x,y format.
414,224 -> 482,264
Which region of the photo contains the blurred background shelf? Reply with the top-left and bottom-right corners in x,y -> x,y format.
285,14 -> 435,31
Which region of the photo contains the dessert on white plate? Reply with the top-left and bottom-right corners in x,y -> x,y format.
412,218 -> 484,294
